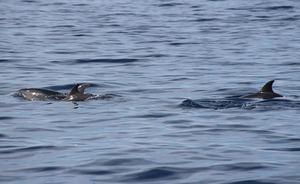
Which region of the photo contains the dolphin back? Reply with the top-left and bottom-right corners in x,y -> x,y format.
243,80 -> 283,99
15,88 -> 63,100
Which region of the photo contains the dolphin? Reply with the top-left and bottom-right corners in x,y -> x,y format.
242,80 -> 283,99
15,83 -> 94,101
63,83 -> 94,101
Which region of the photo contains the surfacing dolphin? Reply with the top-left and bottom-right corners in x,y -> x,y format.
63,83 -> 93,101
15,83 -> 94,101
242,80 -> 283,99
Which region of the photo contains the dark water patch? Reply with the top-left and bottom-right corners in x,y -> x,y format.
0,116 -> 15,120
157,3 -> 186,7
265,6 -> 294,10
74,58 -> 139,64
206,128 -> 274,136
279,62 -> 300,66
211,162 -> 272,171
217,61 -> 258,66
169,77 -> 191,82
14,66 -> 51,71
194,18 -> 220,22
285,138 -> 300,142
246,129 -> 275,135
226,116 -> 255,120
230,5 -> 294,12
72,3 -> 88,6
46,51 -> 78,55
129,113 -> 176,119
0,59 -> 17,63
225,180 -> 278,184
80,136 -> 105,141
53,25 -> 75,28
0,145 -> 68,154
78,158 -> 154,167
41,2 -> 66,6
0,146 -> 19,149
68,169 -> 114,175
255,16 -> 271,19
119,166 -> 197,182
217,124 -> 255,129
11,166 -> 65,173
102,158 -> 154,166
51,59 -> 140,65
163,120 -> 193,125
142,54 -> 169,58
251,16 -> 273,22
279,16 -> 300,21
0,133 -> 8,138
14,127 -> 64,133
78,117 -> 121,124
21,0 -> 37,3
119,164 -> 269,182
124,148 -> 154,154
73,34 -> 89,37
264,147 -> 300,152
169,42 -> 199,46
171,125 -> 193,129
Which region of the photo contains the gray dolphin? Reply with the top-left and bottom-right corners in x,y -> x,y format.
63,83 -> 94,101
16,83 -> 94,101
242,80 -> 283,99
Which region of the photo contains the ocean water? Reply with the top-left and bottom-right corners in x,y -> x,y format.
1,0 -> 300,183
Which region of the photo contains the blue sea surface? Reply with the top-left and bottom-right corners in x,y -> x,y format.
1,0 -> 300,183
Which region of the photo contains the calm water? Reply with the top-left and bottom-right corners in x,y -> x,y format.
1,0 -> 300,183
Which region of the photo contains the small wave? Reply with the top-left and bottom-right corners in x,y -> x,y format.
14,127 -> 64,133
279,62 -> 300,66
194,18 -> 220,22
129,113 -> 176,119
158,3 -> 186,7
265,6 -> 294,10
51,59 -> 140,65
169,42 -> 199,46
102,158 -> 154,166
11,166 -> 65,173
119,166 -> 197,182
74,58 -> 139,64
0,145 -> 68,154
263,147 -> 300,152
225,179 -> 277,184
211,162 -> 272,171
68,169 -> 114,175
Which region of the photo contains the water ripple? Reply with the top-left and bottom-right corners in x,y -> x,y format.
0,145 -> 69,154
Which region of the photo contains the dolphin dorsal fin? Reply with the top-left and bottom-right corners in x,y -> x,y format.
78,83 -> 91,94
259,80 -> 275,93
69,84 -> 80,95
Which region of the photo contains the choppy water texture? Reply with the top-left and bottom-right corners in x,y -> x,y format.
1,0 -> 300,183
